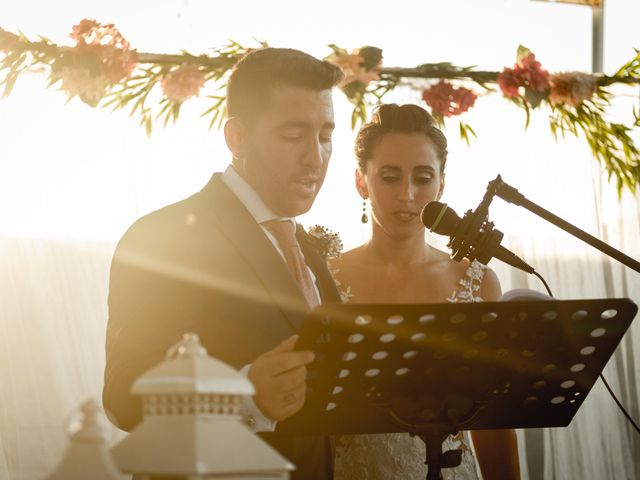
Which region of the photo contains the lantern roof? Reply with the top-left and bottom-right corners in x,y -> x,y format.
111,416 -> 294,475
132,333 -> 254,396
45,399 -> 126,480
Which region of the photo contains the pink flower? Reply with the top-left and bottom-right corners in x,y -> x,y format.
68,19 -> 137,83
327,51 -> 380,87
518,53 -> 550,92
100,46 -> 137,82
161,63 -> 206,103
497,68 -> 521,98
549,71 -> 596,106
497,51 -> 550,99
422,80 -> 477,117
70,19 -> 130,50
353,68 -> 381,85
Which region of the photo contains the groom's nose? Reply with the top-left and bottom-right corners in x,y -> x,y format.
301,138 -> 325,169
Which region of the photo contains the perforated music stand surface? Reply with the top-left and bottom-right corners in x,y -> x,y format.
276,299 -> 637,436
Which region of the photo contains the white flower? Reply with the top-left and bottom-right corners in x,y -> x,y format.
307,225 -> 343,260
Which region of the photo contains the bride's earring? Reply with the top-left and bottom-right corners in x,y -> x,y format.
361,199 -> 369,224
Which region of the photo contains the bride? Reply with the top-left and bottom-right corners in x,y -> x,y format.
330,104 -> 520,479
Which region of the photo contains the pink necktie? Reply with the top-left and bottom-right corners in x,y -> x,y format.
263,220 -> 320,308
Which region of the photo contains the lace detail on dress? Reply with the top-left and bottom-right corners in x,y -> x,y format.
446,260 -> 486,304
332,260 -> 487,480
329,264 -> 354,303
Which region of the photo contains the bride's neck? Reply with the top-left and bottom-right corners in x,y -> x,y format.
365,223 -> 429,267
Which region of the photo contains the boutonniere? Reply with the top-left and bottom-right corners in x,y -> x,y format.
306,225 -> 343,260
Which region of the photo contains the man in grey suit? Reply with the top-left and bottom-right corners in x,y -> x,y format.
103,47 -> 344,479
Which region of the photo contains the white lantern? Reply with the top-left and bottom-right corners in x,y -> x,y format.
111,333 -> 294,479
44,398 -> 125,480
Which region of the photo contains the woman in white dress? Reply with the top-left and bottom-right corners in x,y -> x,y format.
330,104 -> 520,479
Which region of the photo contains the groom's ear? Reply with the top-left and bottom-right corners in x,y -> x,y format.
355,168 -> 369,199
224,117 -> 246,160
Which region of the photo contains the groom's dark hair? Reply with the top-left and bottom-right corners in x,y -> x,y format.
226,47 -> 344,121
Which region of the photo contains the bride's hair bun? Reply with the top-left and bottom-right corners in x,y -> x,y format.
354,103 -> 448,172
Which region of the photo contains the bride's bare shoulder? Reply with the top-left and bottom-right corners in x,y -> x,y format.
427,246 -> 473,276
328,245 -> 368,271
428,246 -> 451,262
426,245 -> 457,265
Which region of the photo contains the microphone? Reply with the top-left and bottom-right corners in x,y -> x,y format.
421,201 -> 535,274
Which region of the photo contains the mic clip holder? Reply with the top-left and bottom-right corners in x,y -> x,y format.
448,212 -> 505,265
448,177 -> 504,265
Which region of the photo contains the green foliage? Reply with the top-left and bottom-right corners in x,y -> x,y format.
524,88 -> 547,109
550,94 -> 640,195
516,45 -> 532,65
459,122 -> 477,147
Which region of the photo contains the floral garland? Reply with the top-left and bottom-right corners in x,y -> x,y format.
1,20 -> 639,193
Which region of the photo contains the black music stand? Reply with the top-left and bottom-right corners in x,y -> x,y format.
276,299 -> 637,480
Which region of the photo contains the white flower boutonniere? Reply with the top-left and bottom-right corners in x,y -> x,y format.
307,225 -> 343,260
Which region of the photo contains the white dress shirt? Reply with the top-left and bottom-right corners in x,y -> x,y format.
220,165 -> 320,432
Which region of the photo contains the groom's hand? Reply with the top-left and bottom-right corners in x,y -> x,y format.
248,335 -> 315,422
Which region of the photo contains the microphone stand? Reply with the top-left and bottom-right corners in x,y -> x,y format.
483,175 -> 640,274
420,177 -> 639,478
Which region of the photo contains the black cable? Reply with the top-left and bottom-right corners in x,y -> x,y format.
532,271 -> 554,297
531,271 -> 640,436
599,373 -> 640,436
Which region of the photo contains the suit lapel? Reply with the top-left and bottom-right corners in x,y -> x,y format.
200,174 -> 309,331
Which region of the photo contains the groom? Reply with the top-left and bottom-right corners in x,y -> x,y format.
103,48 -> 344,479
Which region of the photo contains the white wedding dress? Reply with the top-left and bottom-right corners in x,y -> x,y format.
333,260 -> 487,480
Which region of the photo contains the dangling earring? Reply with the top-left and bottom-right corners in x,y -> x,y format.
361,199 -> 369,224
